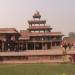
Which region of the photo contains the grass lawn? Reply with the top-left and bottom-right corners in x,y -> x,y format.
0,63 -> 75,75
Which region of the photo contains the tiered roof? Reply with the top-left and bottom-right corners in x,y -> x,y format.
28,11 -> 52,32
19,11 -> 63,40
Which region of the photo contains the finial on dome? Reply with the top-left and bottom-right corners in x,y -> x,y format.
33,10 -> 41,19
35,10 -> 40,15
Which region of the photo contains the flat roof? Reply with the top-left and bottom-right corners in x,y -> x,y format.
28,26 -> 52,30
0,28 -> 18,34
28,20 -> 46,24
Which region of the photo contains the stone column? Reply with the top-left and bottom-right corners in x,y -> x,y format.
55,42 -> 57,47
42,43 -> 43,50
45,43 -> 47,50
16,42 -> 19,51
42,43 -> 45,50
34,42 -> 36,50
50,42 -> 52,49
2,41 -> 4,52
26,42 -> 28,50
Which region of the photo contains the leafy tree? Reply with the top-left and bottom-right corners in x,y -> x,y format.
68,32 -> 75,37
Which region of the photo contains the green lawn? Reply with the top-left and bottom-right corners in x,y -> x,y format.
0,63 -> 74,75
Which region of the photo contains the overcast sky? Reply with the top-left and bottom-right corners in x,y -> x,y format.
0,0 -> 75,36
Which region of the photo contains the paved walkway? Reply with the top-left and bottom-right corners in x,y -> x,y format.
0,47 -> 75,56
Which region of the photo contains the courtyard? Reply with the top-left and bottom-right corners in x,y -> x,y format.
0,63 -> 74,75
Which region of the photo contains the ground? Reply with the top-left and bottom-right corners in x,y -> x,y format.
0,63 -> 74,75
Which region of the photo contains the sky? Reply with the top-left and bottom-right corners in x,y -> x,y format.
0,0 -> 75,36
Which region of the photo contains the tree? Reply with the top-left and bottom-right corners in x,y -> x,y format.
68,32 -> 75,37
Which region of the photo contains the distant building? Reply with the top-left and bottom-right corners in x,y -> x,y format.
63,37 -> 75,44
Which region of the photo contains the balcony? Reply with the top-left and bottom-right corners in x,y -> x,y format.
28,39 -> 62,43
28,26 -> 52,31
28,20 -> 46,24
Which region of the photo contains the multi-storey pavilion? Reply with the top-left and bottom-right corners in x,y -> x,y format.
19,11 -> 63,50
0,10 -> 63,51
0,11 -> 69,64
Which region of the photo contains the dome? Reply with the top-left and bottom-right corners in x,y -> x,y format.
33,10 -> 41,18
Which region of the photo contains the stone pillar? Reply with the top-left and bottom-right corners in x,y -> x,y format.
45,43 -> 47,50
2,41 -> 4,52
26,42 -> 28,50
14,42 -> 16,51
34,42 -> 36,50
54,42 -> 56,47
42,43 -> 43,50
42,43 -> 45,50
50,42 -> 52,49
16,43 -> 18,50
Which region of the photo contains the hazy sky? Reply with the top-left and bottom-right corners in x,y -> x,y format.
0,0 -> 75,36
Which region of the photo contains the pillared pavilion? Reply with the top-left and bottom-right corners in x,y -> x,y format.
19,11 -> 63,51
0,11 -> 72,64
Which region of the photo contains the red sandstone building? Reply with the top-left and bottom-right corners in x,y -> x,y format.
19,11 -> 63,51
0,11 -> 63,51
0,11 -> 74,63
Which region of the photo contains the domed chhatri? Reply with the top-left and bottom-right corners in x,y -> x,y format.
33,10 -> 41,19
28,10 -> 52,31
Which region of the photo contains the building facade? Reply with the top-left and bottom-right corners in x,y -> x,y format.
0,11 -> 63,51
0,11 -> 71,64
0,28 -> 19,52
